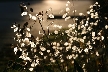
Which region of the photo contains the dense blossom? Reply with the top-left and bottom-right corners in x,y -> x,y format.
11,1 -> 108,72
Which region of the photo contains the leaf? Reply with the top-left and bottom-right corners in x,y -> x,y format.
74,60 -> 84,72
12,63 -> 23,70
30,8 -> 33,12
44,65 -> 54,72
16,50 -> 22,57
15,58 -> 23,63
28,2 -> 30,5
20,4 -> 25,13
7,61 -> 14,68
23,22 -> 28,27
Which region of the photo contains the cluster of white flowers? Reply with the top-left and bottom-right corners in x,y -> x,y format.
11,1 -> 108,71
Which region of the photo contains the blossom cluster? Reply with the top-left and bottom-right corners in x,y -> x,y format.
11,1 -> 108,71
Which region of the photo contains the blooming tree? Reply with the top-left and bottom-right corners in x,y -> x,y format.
10,1 -> 108,72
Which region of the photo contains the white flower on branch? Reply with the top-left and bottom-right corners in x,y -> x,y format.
40,46 -> 46,51
79,13 -> 84,16
67,55 -> 72,59
31,42 -> 36,47
68,24 -> 72,28
14,47 -> 18,54
62,13 -> 67,18
61,59 -> 64,62
11,25 -> 16,28
52,46 -> 56,49
32,16 -> 36,20
84,48 -> 88,53
26,31 -> 31,37
64,42 -> 69,46
23,38 -> 30,45
66,4 -> 68,6
57,43 -> 60,47
89,5 -> 93,8
52,42 -> 56,46
39,51 -> 43,55
50,58 -> 55,63
31,60 -> 37,67
85,23 -> 88,26
14,27 -> 18,32
65,16 -> 71,21
49,13 -> 54,18
92,32 -> 95,37
21,43 -> 25,47
105,25 -> 108,29
105,17 -> 107,19
87,11 -> 90,14
101,36 -> 104,40
29,14 -> 32,18
96,51 -> 99,56
29,68 -> 33,71
97,37 -> 100,40
73,10 -> 77,13
54,30 -> 58,34
66,7 -> 70,13
95,2 -> 98,4
21,12 -> 27,16
72,46 -> 77,51
19,53 -> 31,61
83,36 -> 86,39
47,50 -> 50,53
26,28 -> 30,31
23,5 -> 27,9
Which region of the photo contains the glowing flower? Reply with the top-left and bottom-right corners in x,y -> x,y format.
32,16 -> 36,20
61,59 -> 64,62
21,43 -> 25,47
21,12 -> 27,16
101,36 -> 104,40
49,13 -> 54,18
65,16 -> 71,21
66,4 -> 68,6
31,42 -> 36,47
92,32 -> 95,36
105,25 -> 108,29
84,48 -> 88,53
14,27 -> 18,32
29,14 -> 32,18
62,13 -> 67,18
26,28 -> 30,31
47,50 -> 50,53
29,68 -> 33,71
95,2 -> 98,4
64,42 -> 69,46
11,25 -> 16,28
79,13 -> 84,16
72,46 -> 77,51
68,24 -> 72,28
39,51 -> 43,55
67,1 -> 70,4
54,30 -> 58,34
57,43 -> 60,46
73,10 -> 77,13
87,11 -> 90,14
14,47 -> 18,54
40,47 -> 46,51
23,38 -> 30,44
66,7 -> 70,13
96,51 -> 99,56
26,32 -> 31,37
